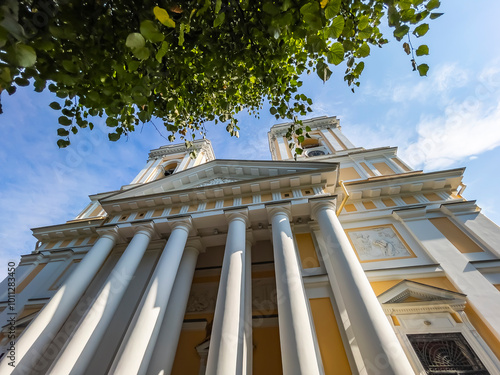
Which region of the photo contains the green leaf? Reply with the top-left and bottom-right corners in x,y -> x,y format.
356,43 -> 370,58
415,44 -> 429,56
358,15 -> 369,30
325,0 -> 341,19
13,44 -> 37,68
108,133 -> 121,141
58,116 -> 72,126
327,42 -> 344,65
57,128 -> 70,136
413,23 -> 429,37
263,3 -> 280,15
57,139 -> 70,148
417,63 -> 429,76
328,16 -> 344,38
155,41 -> 169,63
394,25 -> 409,39
126,33 -> 145,50
62,60 -> 79,73
154,6 -> 176,28
140,20 -> 165,42
426,0 -> 440,10
316,61 -> 332,81
132,47 -> 150,60
430,12 -> 444,19
49,102 -> 61,110
214,12 -> 225,27
353,61 -> 365,76
14,77 -> 29,86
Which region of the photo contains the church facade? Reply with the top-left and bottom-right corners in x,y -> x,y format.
1,116 -> 500,374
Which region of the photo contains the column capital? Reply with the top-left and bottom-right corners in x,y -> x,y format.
133,222 -> 157,238
169,217 -> 193,233
265,203 -> 292,221
185,236 -> 206,254
225,208 -> 249,226
96,226 -> 121,242
309,196 -> 336,220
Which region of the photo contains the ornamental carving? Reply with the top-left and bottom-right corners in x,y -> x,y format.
346,225 -> 414,262
196,178 -> 239,187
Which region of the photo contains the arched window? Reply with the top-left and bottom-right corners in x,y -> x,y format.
302,137 -> 320,149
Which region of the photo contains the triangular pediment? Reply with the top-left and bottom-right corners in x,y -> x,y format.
377,280 -> 466,305
101,159 -> 339,203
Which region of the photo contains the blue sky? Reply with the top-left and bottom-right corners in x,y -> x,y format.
1,0 -> 500,279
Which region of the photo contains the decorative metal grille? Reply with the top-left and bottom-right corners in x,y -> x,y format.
408,333 -> 489,375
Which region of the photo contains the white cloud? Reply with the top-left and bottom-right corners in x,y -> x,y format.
401,98 -> 500,170
433,63 -> 469,92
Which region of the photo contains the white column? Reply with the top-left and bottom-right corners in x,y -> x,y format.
47,224 -> 155,375
242,236 -> 253,375
311,198 -> 414,375
206,210 -> 248,375
146,238 -> 203,375
267,204 -> 321,375
0,229 -> 119,375
394,208 -> 500,341
111,220 -> 192,375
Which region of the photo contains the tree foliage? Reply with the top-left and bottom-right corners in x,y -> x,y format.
0,0 -> 442,149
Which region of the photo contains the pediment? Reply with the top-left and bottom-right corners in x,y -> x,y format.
101,159 -> 338,203
377,280 -> 466,305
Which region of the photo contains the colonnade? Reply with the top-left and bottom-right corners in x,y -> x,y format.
1,201 -> 414,375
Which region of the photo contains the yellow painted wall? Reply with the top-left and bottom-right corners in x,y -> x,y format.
170,206 -> 182,215
392,158 -> 411,172
261,193 -> 273,202
429,217 -> 483,253
382,198 -> 397,207
273,138 -> 282,160
402,196 -> 419,205
59,239 -> 72,248
205,201 -> 216,209
170,330 -> 206,375
339,167 -> 361,181
295,233 -> 320,268
242,196 -> 253,204
360,162 -> 375,177
309,298 -> 351,375
152,208 -> 165,217
494,284 -> 500,292
465,304 -> 500,360
253,325 -> 283,374
362,201 -> 377,210
16,264 -> 46,293
373,162 -> 396,175
188,204 -> 198,212
344,204 -> 357,212
302,189 -> 313,196
281,191 -> 293,199
89,204 -> 103,217
74,237 -> 86,246
424,193 -> 442,202
223,198 -> 233,207
370,277 -> 458,296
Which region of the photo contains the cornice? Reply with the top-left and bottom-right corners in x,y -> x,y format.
268,116 -> 340,137
147,139 -> 214,161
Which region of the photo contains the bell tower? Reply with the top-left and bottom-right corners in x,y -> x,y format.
268,116 -> 357,161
